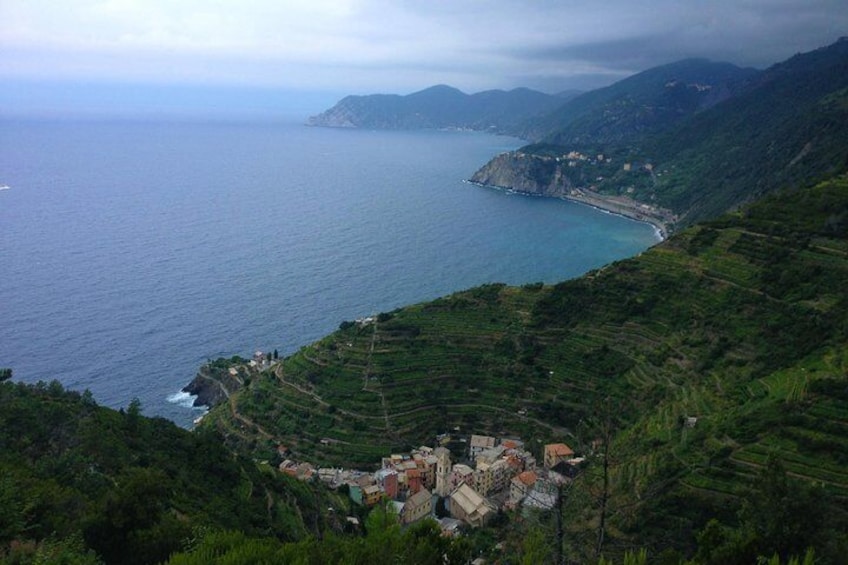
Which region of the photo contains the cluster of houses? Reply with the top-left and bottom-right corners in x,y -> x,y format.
279,434 -> 585,532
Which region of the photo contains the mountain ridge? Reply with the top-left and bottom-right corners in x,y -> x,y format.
307,84 -> 570,133
470,37 -> 848,231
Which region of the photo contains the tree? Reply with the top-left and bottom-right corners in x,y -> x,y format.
126,398 -> 142,435
0,368 -> 12,382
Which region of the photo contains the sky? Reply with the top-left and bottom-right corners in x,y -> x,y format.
1,0 -> 847,118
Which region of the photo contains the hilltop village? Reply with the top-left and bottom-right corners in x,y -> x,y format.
278,433 -> 584,533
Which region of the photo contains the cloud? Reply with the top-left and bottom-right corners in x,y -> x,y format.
1,0 -> 846,94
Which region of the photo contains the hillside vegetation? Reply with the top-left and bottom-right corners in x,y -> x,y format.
470,38 -> 848,231
0,381 -> 348,564
205,174 -> 848,560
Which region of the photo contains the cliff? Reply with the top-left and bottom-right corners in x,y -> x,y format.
468,151 -> 572,196
182,360 -> 245,409
469,151 -> 676,236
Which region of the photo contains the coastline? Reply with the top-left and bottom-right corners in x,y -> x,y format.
467,180 -> 674,240
560,190 -> 674,241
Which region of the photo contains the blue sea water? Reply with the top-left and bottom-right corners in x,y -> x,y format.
0,119 -> 660,427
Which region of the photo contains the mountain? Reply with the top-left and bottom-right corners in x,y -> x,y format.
644,36 -> 848,224
200,174 -> 848,561
520,58 -> 757,143
471,38 -> 848,230
306,84 -> 569,134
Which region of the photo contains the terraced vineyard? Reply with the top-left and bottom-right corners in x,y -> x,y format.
203,175 -> 848,552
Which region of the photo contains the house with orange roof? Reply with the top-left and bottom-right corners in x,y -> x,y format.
510,470 -> 537,503
544,443 -> 575,469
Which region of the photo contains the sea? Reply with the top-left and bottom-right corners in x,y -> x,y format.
0,118 -> 660,428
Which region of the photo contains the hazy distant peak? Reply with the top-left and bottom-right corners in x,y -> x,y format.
408,84 -> 466,97
307,83 -> 564,134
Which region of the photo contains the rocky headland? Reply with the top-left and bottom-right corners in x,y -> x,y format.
182,361 -> 245,409
469,151 -> 676,237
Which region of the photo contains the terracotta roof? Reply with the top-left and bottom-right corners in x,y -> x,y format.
517,470 -> 537,486
545,443 -> 574,457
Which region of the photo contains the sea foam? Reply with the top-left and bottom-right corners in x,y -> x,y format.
167,390 -> 201,409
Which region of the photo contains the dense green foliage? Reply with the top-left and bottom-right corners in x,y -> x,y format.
0,381 -> 347,564
206,175 -> 848,561
166,503 -> 473,564
525,58 -> 756,143
646,38 -> 848,224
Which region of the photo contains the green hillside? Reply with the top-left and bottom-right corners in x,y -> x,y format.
646,37 -> 848,224
204,175 -> 848,560
471,38 -> 848,232
523,58 -> 756,143
0,380 -> 348,564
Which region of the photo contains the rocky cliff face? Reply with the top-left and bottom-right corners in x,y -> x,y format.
469,152 -> 573,196
470,151 -> 677,235
182,363 -> 243,409
306,101 -> 359,128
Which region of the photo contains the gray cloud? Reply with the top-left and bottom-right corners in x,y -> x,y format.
1,0 -> 846,97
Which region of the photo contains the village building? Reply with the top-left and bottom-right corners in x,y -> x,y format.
449,483 -> 494,528
362,484 -> 382,507
422,454 -> 438,489
469,434 -> 496,458
510,470 -> 537,503
544,443 -> 575,469
523,478 -> 558,511
474,462 -> 494,496
495,458 -> 514,491
407,468 -> 423,495
475,445 -> 505,466
434,446 -> 452,496
401,487 -> 433,525
451,463 -> 474,491
375,468 -> 399,499
500,438 -> 524,451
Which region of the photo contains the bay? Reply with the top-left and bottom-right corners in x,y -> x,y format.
0,119 -> 659,427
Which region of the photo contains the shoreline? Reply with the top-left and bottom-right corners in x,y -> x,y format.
560,191 -> 672,241
466,180 -> 674,241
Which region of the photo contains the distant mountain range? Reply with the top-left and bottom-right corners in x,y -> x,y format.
307,84 -> 575,133
310,38 -> 848,232
308,59 -> 758,141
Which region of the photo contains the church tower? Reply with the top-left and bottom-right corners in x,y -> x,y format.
434,447 -> 452,497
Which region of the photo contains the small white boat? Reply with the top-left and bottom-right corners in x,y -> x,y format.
0,185 -> 9,190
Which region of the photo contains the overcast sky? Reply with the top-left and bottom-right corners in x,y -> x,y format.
1,1 -> 846,116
